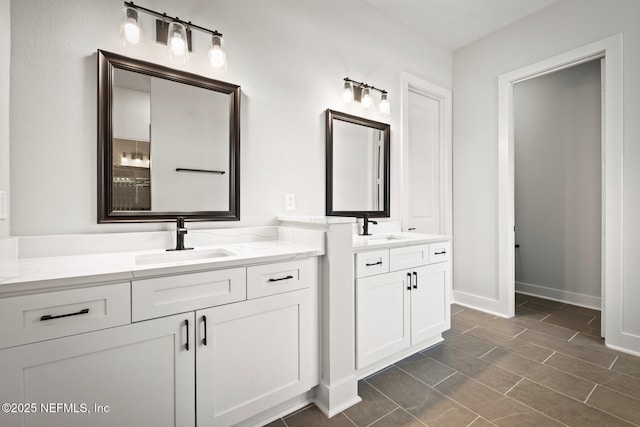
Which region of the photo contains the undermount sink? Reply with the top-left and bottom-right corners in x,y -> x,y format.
135,248 -> 234,265
365,234 -> 404,241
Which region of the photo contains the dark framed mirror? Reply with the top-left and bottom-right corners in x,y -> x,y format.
97,50 -> 240,223
326,109 -> 390,218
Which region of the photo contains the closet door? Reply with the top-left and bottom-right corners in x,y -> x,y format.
405,89 -> 442,233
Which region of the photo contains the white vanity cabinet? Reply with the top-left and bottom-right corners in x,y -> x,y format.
0,289 -> 195,427
355,241 -> 450,369
130,257 -> 318,427
0,256 -> 318,427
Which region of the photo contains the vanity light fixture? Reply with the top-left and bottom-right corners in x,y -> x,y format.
120,6 -> 143,47
120,1 -> 228,70
342,78 -> 390,116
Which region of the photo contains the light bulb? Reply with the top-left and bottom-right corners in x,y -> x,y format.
120,7 -> 143,47
208,35 -> 227,70
342,80 -> 354,103
379,92 -> 390,116
121,153 -> 128,164
135,155 -> 142,165
361,87 -> 373,110
168,22 -> 188,60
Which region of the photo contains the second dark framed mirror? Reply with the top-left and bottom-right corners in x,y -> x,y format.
326,109 -> 390,218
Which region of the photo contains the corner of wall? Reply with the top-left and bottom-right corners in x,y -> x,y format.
0,0 -> 10,239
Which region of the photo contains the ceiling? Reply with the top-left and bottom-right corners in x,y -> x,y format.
360,0 -> 561,50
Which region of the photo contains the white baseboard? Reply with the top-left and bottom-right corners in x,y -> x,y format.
515,281 -> 601,310
452,290 -> 508,317
314,375 -> 361,418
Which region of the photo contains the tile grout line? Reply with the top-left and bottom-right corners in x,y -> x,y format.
431,370 -> 458,388
341,410 -> 358,426
586,316 -> 597,325
363,406 -> 402,427
461,325 -> 479,334
466,415 -> 481,427
583,384 -> 598,404
608,355 -> 619,370
513,328 -> 528,338
541,350 -> 557,365
363,380 -> 431,427
478,346 -> 497,359
539,313 -> 552,322
567,331 -> 580,342
503,377 -> 525,396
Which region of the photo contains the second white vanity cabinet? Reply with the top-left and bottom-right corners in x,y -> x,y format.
355,241 -> 450,369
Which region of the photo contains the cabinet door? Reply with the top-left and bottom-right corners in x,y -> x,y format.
356,271 -> 411,368
196,288 -> 314,427
410,262 -> 451,344
0,314 -> 195,427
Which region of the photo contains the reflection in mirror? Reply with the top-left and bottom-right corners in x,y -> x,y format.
98,50 -> 240,223
326,109 -> 390,217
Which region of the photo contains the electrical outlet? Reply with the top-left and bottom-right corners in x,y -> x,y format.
0,191 -> 6,220
285,194 -> 296,211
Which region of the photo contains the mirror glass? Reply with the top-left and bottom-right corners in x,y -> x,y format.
326,109 -> 390,217
98,50 -> 240,223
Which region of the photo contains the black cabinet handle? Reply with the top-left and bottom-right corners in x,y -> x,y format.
434,251 -> 447,255
366,261 -> 383,267
202,315 -> 207,346
413,271 -> 418,289
515,244 -> 520,248
268,275 -> 294,282
40,308 -> 89,322
185,319 -> 190,351
407,272 -> 412,290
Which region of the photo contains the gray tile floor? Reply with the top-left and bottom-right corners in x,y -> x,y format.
266,294 -> 640,426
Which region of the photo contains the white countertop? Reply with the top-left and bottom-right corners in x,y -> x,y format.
0,239 -> 323,296
352,232 -> 451,252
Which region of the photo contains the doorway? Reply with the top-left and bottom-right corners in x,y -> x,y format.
497,35 -> 623,345
513,59 -> 602,316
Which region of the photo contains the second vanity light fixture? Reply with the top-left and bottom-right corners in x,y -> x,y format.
342,77 -> 390,116
120,1 -> 227,70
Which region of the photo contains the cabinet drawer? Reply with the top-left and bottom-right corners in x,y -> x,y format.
247,258 -> 316,299
0,282 -> 131,350
429,241 -> 451,264
389,244 -> 429,271
356,249 -> 390,278
132,267 -> 246,321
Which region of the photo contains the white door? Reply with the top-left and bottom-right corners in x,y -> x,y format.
406,89 -> 441,233
410,263 -> 451,344
356,271 -> 411,368
0,313 -> 195,427
196,289 -> 314,427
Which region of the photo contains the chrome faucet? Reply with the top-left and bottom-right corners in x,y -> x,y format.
360,213 -> 378,236
167,217 -> 193,251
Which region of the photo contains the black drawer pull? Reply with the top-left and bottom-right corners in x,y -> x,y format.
407,272 -> 412,290
202,315 -> 208,346
434,251 -> 447,255
366,261 -> 383,267
268,275 -> 294,282
40,308 -> 89,322
413,271 -> 418,289
185,319 -> 190,351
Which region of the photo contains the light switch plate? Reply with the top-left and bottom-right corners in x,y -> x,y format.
285,194 -> 296,211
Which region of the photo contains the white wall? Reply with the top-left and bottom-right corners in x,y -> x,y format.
0,0 -> 10,238
514,60 -> 601,305
9,0 -> 451,235
453,0 -> 640,339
